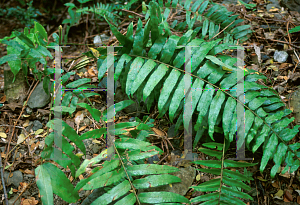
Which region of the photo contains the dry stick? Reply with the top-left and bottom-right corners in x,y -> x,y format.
0,149 -> 8,205
255,36 -> 300,49
12,182 -> 32,205
120,9 -> 144,18
3,80 -> 39,169
209,20 -> 235,41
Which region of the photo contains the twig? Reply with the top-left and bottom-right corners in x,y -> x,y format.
209,20 -> 235,41
12,182 -> 32,205
292,49 -> 300,74
255,36 -> 300,49
0,149 -> 8,205
120,9 -> 144,18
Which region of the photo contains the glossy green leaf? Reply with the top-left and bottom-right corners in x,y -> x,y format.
126,57 -> 144,96
35,165 -> 54,205
66,78 -> 91,88
138,192 -> 190,204
133,174 -> 181,189
131,59 -> 156,95
13,31 -> 35,48
208,90 -> 225,140
143,64 -> 168,101
42,163 -> 79,203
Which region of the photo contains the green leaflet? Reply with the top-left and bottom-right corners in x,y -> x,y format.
158,69 -> 181,112
126,57 -> 144,96
131,59 -> 157,95
208,90 -> 226,140
143,64 -> 169,101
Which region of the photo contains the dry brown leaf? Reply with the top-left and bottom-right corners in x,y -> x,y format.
79,125 -> 87,132
21,197 -> 38,205
0,95 -> 6,103
151,127 -> 165,136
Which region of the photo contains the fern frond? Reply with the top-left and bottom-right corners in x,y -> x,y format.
190,142 -> 257,205
143,0 -> 252,43
97,1 -> 300,180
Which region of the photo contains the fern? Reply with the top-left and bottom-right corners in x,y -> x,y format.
34,0 -> 300,204
96,0 -> 300,179
142,0 -> 252,44
37,99 -> 191,204
191,142 -> 257,204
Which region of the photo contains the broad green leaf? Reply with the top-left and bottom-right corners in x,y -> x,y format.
66,78 -> 91,88
260,134 -> 278,173
139,192 -> 190,204
115,137 -> 163,154
289,25 -> 300,33
114,193 -> 136,205
35,45 -> 53,58
91,181 -> 131,205
169,76 -> 185,122
0,54 -> 19,65
126,57 -> 144,96
127,164 -> 179,176
132,18 -> 144,55
158,69 -> 181,112
46,118 -> 86,155
208,90 -> 225,140
222,176 -> 252,191
43,163 -> 79,203
83,169 -> 125,190
222,186 -> 253,200
102,100 -> 135,122
13,31 -> 35,48
35,165 -> 54,205
34,21 -> 48,43
148,35 -> 167,59
1,40 -> 25,52
222,97 -> 236,141
143,64 -> 168,101
76,148 -> 108,178
80,128 -> 106,140
131,59 -> 156,95
160,35 -> 180,63
114,54 -> 132,81
196,84 -> 214,126
270,142 -> 288,178
133,175 -> 181,189
77,103 -> 101,122
126,150 -> 159,161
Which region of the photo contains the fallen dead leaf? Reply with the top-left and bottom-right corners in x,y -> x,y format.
21,197 -> 38,205
0,132 -> 7,139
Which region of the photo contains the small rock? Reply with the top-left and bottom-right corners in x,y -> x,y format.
4,171 -> 23,187
8,194 -> 21,205
32,120 -> 43,131
147,154 -> 160,164
261,53 -> 270,61
93,35 -> 102,47
26,107 -> 32,114
27,80 -> 51,109
274,50 -> 289,63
